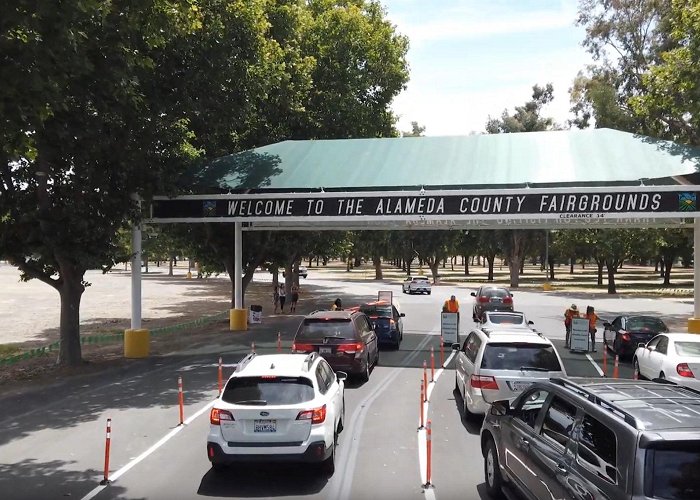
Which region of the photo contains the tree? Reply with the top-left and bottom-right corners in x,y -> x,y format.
650,228 -> 692,285
486,84 -> 557,133
412,231 -> 460,283
0,1 -> 289,366
401,121 -> 426,137
476,232 -> 500,281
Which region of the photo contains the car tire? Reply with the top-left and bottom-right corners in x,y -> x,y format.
427,291 -> 431,295
321,438 -> 336,476
211,463 -> 229,474
484,438 -> 505,499
659,371 -> 666,380
360,355 -> 371,382
633,358 -> 644,380
455,373 -> 459,391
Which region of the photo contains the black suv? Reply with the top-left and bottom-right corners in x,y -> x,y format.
481,378 -> 700,500
292,310 -> 379,381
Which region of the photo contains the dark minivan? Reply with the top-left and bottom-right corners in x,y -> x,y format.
292,310 -> 379,381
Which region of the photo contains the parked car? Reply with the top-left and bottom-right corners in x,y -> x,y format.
481,377 -> 700,500
453,326 -> 566,417
292,310 -> 379,381
283,266 -> 308,278
471,286 -> 514,321
604,315 -> 668,359
358,300 -> 405,349
402,276 -> 431,295
207,352 -> 346,475
633,333 -> 700,389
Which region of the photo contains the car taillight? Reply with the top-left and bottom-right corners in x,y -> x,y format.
478,296 -> 490,303
292,342 -> 314,353
677,363 -> 695,378
470,374 -> 499,390
620,332 -> 631,341
297,404 -> 327,424
502,296 -> 513,304
210,408 -> 234,425
337,342 -> 364,354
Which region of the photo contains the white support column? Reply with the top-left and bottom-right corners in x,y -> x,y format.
234,221 -> 243,309
691,218 -> 700,333
131,219 -> 142,329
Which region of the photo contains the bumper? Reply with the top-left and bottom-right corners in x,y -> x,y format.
207,440 -> 331,465
466,388 -> 491,415
410,287 -> 431,293
324,355 -> 365,375
377,330 -> 400,345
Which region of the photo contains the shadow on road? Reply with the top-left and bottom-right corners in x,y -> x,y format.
451,388 -> 483,435
197,463 -> 327,497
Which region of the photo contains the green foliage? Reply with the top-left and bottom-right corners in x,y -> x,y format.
486,84 -> 557,133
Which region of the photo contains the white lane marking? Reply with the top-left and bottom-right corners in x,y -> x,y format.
418,349 -> 457,495
80,400 -> 216,500
329,332 -> 436,500
585,353 -> 605,377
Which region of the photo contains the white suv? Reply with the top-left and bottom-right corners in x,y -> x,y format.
207,353 -> 346,475
453,327 -> 566,417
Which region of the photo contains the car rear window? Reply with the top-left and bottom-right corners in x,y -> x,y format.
360,305 -> 392,318
674,341 -> 700,356
481,343 -> 561,371
413,277 -> 429,282
485,313 -> 524,325
296,318 -> 356,340
627,317 -> 667,332
222,376 -> 315,405
483,288 -> 509,298
645,446 -> 700,499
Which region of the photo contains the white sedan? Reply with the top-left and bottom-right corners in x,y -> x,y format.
633,333 -> 700,389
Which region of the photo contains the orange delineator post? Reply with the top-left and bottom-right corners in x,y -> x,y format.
419,380 -> 425,429
439,337 -> 444,367
178,375 -> 185,425
425,419 -> 432,487
423,361 -> 428,402
430,347 -> 435,382
100,418 -> 112,485
277,332 -> 282,352
613,355 -> 620,379
251,341 -> 256,353
217,357 -> 223,396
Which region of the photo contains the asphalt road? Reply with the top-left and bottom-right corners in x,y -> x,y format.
0,275 -> 691,500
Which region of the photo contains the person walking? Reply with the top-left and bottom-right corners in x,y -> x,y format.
272,284 -> 280,314
331,298 -> 342,311
585,305 -> 599,352
290,283 -> 300,313
278,283 -> 287,313
564,304 -> 579,348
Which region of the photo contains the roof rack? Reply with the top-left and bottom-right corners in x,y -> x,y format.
234,352 -> 256,373
549,378 -> 641,428
302,352 -> 318,372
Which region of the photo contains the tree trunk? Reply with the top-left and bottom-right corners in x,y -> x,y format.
486,255 -> 495,281
58,276 -> 85,366
373,254 -> 383,279
596,260 -> 604,286
354,256 -> 362,268
548,255 -> 555,281
429,260 -> 440,284
169,257 -> 174,276
519,258 -> 524,275
569,256 -> 574,274
406,260 -> 412,276
605,260 -> 617,294
464,254 -> 469,276
662,255 -> 674,285
508,256 -> 522,288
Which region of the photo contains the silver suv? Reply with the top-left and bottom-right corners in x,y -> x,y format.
481,377 -> 700,499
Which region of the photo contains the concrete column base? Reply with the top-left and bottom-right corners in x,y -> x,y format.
688,318 -> 700,334
230,308 -> 248,331
124,328 -> 150,358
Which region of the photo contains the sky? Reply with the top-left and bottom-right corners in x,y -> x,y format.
379,0 -> 594,136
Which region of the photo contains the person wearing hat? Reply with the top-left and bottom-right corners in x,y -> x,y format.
564,304 -> 580,348
443,295 -> 460,315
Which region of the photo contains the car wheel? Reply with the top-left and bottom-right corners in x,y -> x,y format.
659,371 -> 666,380
462,386 -> 476,419
455,373 -> 459,391
427,291 -> 431,295
484,438 -> 505,499
633,358 -> 644,380
321,437 -> 336,476
360,355 -> 370,382
211,463 -> 229,474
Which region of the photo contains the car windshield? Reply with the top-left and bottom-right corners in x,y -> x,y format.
626,316 -> 667,332
360,305 -> 392,318
481,343 -> 561,371
485,313 -> 524,325
646,446 -> 700,499
675,341 -> 700,357
221,376 -> 315,405
295,319 -> 356,340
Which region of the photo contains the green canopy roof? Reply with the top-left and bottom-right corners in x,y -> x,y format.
191,128 -> 700,193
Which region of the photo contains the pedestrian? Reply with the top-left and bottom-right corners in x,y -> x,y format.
564,303 -> 579,348
278,283 -> 287,313
290,283 -> 300,313
331,298 -> 342,311
272,284 -> 280,314
443,294 -> 460,320
585,305 -> 599,352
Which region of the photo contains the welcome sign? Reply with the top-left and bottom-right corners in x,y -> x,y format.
149,186 -> 700,223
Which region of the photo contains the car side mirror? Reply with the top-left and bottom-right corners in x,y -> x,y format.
638,342 -> 646,348
400,313 -> 406,317
527,320 -> 534,326
490,400 -> 511,416
337,371 -> 348,381
470,292 -> 476,297
451,343 -> 460,351
647,345 -> 656,351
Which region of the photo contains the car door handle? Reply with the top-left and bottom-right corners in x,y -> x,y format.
556,464 -> 569,474
519,437 -> 530,448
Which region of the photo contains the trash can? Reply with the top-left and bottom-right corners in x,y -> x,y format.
249,305 -> 263,324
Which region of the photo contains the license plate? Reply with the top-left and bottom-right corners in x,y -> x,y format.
509,381 -> 532,392
319,347 -> 332,355
254,419 -> 276,432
